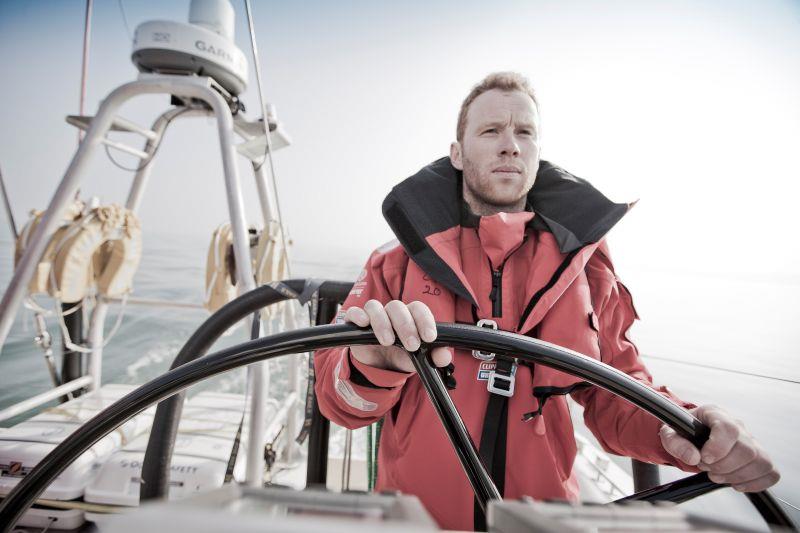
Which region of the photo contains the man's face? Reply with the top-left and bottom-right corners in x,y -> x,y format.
451,89 -> 541,213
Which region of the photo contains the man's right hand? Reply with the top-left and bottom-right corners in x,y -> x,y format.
345,299 -> 453,373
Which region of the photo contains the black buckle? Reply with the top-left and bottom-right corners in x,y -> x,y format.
487,357 -> 517,397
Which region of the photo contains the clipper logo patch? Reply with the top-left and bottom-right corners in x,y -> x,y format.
349,268 -> 368,297
477,361 -> 496,381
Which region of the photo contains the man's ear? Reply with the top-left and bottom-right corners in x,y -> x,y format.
450,141 -> 463,170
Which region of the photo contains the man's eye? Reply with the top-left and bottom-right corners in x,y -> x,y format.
483,128 -> 497,134
519,130 -> 533,135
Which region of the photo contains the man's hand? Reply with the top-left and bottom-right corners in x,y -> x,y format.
344,300 -> 452,373
659,404 -> 780,492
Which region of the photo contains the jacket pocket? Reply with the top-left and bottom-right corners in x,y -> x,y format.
389,379 -> 423,453
542,395 -> 579,482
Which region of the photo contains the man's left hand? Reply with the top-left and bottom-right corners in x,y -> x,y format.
658,404 -> 780,492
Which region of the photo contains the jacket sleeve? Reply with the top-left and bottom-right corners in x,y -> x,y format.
571,243 -> 699,471
313,245 -> 414,430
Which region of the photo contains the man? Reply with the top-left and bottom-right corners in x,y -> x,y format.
314,72 -> 779,531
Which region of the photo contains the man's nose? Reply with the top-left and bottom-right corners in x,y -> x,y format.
498,130 -> 520,156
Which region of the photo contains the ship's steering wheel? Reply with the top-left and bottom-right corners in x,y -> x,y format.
0,321 -> 794,531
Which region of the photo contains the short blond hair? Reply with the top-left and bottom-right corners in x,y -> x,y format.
456,72 -> 539,142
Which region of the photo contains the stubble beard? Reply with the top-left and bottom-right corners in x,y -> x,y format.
461,154 -> 529,216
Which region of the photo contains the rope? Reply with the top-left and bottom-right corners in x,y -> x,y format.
23,297 -> 56,316
39,516 -> 57,533
53,294 -> 129,354
641,354 -> 800,385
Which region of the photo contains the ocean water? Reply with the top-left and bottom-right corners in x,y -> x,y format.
1,233 -> 798,525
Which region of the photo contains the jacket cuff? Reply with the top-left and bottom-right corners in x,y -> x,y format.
653,386 -> 701,470
347,349 -> 413,389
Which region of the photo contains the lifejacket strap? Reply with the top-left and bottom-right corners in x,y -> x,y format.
438,362 -> 457,390
474,390 -> 508,531
522,381 -> 593,422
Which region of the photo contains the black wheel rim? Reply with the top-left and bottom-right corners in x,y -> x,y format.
0,323 -> 793,531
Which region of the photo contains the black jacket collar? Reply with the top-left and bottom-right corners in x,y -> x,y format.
381,157 -> 632,305
384,156 -> 631,255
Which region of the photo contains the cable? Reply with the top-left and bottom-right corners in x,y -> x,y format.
74,0 -> 93,200
78,0 -> 92,144
242,0 -> 272,173
777,497 -> 800,512
117,0 -> 133,43
0,164 -> 18,240
243,0 -> 292,278
641,354 -> 800,385
103,107 -> 190,172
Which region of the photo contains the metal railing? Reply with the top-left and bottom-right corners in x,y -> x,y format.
0,72 -> 293,487
0,375 -> 93,423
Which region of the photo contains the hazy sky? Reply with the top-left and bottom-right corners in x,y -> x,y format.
1,0 -> 798,279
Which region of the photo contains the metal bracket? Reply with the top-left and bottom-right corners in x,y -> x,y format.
472,318 -> 498,361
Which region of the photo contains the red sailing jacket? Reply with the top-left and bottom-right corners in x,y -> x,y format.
314,157 -> 696,531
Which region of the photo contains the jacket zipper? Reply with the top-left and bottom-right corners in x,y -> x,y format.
489,267 -> 503,317
486,235 -> 529,319
516,248 -> 581,331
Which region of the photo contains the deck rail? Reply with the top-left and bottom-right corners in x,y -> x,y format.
0,375 -> 93,423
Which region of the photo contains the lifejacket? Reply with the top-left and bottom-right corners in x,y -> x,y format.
14,200 -> 85,297
253,219 -> 291,323
204,223 -> 240,313
15,202 -> 142,303
203,221 -> 291,318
